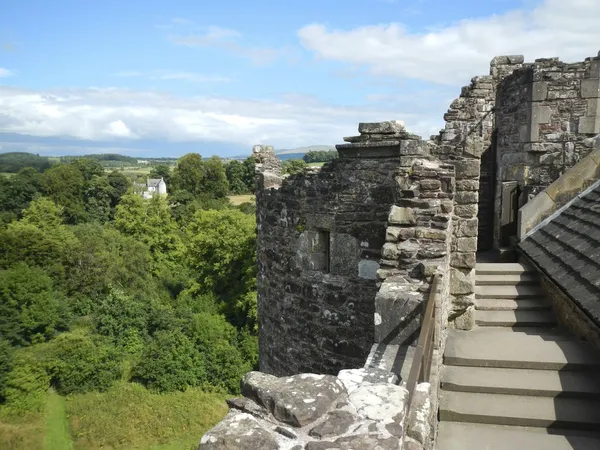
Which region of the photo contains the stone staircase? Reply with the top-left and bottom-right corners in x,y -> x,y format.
436,263 -> 600,450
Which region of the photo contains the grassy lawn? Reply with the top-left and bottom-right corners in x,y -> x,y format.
308,162 -> 326,167
0,408 -> 45,450
228,194 -> 255,205
0,172 -> 15,178
44,390 -> 73,450
65,382 -> 229,450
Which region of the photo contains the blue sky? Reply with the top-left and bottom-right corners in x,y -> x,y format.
0,0 -> 599,157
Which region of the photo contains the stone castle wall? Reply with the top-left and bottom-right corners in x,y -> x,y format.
495,55 -> 600,216
255,133 -> 404,376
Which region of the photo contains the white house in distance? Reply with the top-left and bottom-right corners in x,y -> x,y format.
142,177 -> 167,199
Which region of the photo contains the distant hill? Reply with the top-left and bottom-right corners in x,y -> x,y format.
229,145 -> 336,161
275,145 -> 336,156
0,152 -> 52,173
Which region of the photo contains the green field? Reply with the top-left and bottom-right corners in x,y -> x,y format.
308,162 -> 326,167
0,172 -> 15,178
228,194 -> 255,205
0,384 -> 228,450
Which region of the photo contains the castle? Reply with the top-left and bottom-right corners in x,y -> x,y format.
199,52 -> 600,450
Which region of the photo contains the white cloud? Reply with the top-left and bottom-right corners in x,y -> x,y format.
0,86 -> 441,148
0,68 -> 14,78
298,0 -> 600,85
168,25 -> 291,66
152,71 -> 233,83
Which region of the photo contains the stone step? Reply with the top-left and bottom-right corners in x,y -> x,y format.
439,391 -> 600,430
476,298 -> 551,311
437,422 -> 600,450
475,310 -> 557,327
476,273 -> 539,286
442,366 -> 600,398
468,326 -> 567,337
476,285 -> 544,299
475,263 -> 534,275
444,329 -> 600,370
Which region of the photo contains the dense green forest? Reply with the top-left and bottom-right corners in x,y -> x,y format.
0,152 -> 257,449
0,152 -> 52,173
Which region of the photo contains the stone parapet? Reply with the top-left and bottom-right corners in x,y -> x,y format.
199,368 -> 410,449
375,159 -> 454,345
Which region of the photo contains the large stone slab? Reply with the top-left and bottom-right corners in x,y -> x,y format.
348,383 -> 408,421
199,411 -> 280,450
241,372 -> 347,427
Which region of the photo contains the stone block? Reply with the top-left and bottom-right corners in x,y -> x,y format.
382,243 -> 400,260
517,191 -> 554,238
456,237 -> 477,252
581,78 -> 600,98
591,59 -> 600,79
490,55 -> 524,66
455,180 -> 479,191
532,81 -> 548,101
415,227 -> 447,241
450,268 -> 475,295
453,304 -> 475,330
400,139 -> 424,155
454,160 -> 480,179
388,206 -> 416,225
386,227 -> 402,242
587,98 -> 600,117
578,116 -> 600,134
420,179 -> 441,191
454,191 -> 479,204
450,252 -> 476,269
455,218 -> 478,237
359,120 -> 405,134
440,200 -> 454,213
454,204 -> 478,218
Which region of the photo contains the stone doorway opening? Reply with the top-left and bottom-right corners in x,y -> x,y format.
477,130 -> 497,251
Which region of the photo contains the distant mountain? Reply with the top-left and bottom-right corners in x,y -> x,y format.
275,145 -> 336,155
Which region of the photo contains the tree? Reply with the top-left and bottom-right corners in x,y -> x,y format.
190,312 -> 251,393
49,329 -> 122,395
84,176 -> 112,223
64,223 -> 155,314
171,153 -> 204,196
132,329 -> 205,392
242,157 -> 256,193
42,163 -> 87,223
71,158 -> 105,181
185,209 -> 257,328
0,218 -> 78,277
149,164 -> 172,187
0,167 -> 44,222
114,194 -> 184,273
282,159 -> 307,175
0,264 -> 67,346
0,338 -> 13,402
226,160 -> 249,194
201,156 -> 229,198
92,288 -> 149,345
2,347 -> 50,411
21,196 -> 64,230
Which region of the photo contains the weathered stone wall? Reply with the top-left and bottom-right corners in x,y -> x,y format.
375,159 -> 455,346
538,274 -> 600,353
256,124 -> 418,376
495,53 -> 600,245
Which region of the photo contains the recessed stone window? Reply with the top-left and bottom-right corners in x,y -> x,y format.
310,230 -> 330,273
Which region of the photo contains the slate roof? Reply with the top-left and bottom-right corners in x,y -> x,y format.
519,182 -> 600,327
147,178 -> 163,188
